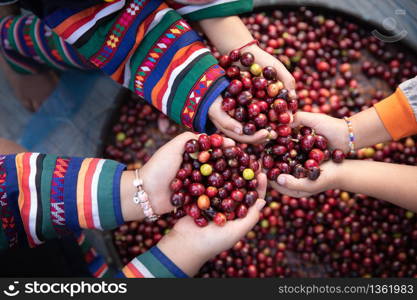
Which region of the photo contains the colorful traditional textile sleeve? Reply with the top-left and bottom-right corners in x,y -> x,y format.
0,153 -> 188,278
374,76 -> 417,140
167,0 -> 253,21
118,246 -> 188,278
43,0 -> 228,133
0,153 -> 125,249
0,14 -> 89,74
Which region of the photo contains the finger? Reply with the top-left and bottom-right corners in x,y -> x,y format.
267,129 -> 278,140
274,61 -> 296,98
255,172 -> 267,199
269,180 -> 311,198
213,120 -> 270,144
226,199 -> 266,236
277,174 -> 310,191
213,106 -> 243,135
222,137 -> 236,148
291,111 -> 321,128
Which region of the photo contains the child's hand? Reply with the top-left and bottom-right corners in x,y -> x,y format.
250,45 -> 297,100
139,132 -> 235,215
157,173 -> 267,276
209,96 -> 277,144
269,161 -> 343,198
293,112 -> 350,153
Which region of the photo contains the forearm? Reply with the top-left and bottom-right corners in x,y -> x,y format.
339,160 -> 417,212
199,16 -> 254,55
350,107 -> 392,150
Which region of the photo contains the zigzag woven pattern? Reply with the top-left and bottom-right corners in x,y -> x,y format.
181,64 -> 225,128
90,0 -> 149,68
50,157 -> 70,235
134,19 -> 191,97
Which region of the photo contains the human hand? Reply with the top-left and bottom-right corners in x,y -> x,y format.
269,161 -> 344,198
249,45 -> 297,100
139,132 -> 235,215
292,112 -> 350,153
157,173 -> 267,276
209,96 -> 277,144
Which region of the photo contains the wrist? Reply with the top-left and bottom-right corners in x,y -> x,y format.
120,171 -> 145,222
157,229 -> 208,277
334,160 -> 350,191
338,118 -> 351,153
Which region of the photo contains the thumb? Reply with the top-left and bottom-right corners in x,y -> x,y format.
277,174 -> 309,191
227,199 -> 265,236
256,172 -> 268,199
215,108 -> 243,135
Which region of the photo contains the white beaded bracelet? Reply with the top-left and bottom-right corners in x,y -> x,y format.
133,169 -> 159,222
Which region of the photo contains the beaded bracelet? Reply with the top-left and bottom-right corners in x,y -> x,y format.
343,117 -> 356,155
133,169 -> 159,222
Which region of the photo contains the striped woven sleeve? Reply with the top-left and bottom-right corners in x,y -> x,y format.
0,153 -> 125,249
118,246 -> 188,278
0,14 -> 90,74
374,76 -> 417,140
39,0 -> 228,133
166,0 -> 253,21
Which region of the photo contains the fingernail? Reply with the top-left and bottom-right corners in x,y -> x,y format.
256,199 -> 266,211
277,175 -> 286,185
234,127 -> 242,135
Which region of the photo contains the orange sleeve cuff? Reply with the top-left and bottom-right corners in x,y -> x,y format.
374,88 -> 417,140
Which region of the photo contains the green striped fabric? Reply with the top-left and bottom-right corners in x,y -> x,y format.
97,160 -> 119,230
128,10 -> 181,91
170,54 -> 217,123
137,250 -> 177,278
40,155 -> 58,240
77,17 -> 117,59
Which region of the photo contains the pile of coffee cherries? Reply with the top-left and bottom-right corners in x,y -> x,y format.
220,51 -> 297,135
170,134 -> 260,227
263,126 -> 345,181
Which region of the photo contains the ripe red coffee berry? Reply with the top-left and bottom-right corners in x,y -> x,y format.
185,139 -> 199,153
198,134 -> 211,151
194,216 -> 209,227
209,134 -> 223,148
273,99 -> 288,113
229,49 -> 241,62
240,52 -> 255,66
332,149 -> 345,163
277,125 -> 291,137
213,212 -> 227,226
228,79 -> 243,95
309,149 -> 325,164
236,204 -> 249,218
222,97 -> 236,112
